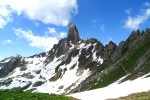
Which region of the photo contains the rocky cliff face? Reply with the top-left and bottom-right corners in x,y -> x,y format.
0,24 -> 149,95
0,55 -> 22,78
46,23 -> 81,59
69,28 -> 150,93
67,23 -> 81,43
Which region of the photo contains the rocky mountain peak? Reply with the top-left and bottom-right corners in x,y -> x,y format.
127,29 -> 140,42
46,23 -> 82,58
67,23 -> 81,43
12,54 -> 22,58
103,41 -> 117,60
107,41 -> 117,48
0,26 -> 150,95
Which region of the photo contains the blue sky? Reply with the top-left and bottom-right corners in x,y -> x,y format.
0,0 -> 150,59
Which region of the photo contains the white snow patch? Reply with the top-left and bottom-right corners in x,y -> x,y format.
78,43 -> 86,49
0,53 -> 91,94
85,43 -> 92,49
0,58 -> 11,64
0,42 -> 106,94
0,56 -> 47,89
90,43 -> 103,64
69,42 -> 75,50
70,74 -> 150,100
86,55 -> 90,58
40,57 -> 62,79
2,59 -> 10,63
0,51 -> 89,93
98,57 -> 103,64
0,79 -> 28,89
92,51 -> 103,64
35,55 -> 90,94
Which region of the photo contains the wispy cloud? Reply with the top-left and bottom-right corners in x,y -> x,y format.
13,28 -> 66,51
13,28 -> 59,51
59,32 -> 66,38
0,0 -> 78,27
1,39 -> 12,44
125,8 -> 132,15
143,2 -> 150,7
100,24 -> 104,31
4,39 -> 12,44
45,27 -> 57,35
124,2 -> 150,30
91,19 -> 105,32
0,6 -> 13,28
104,37 -> 113,45
34,22 -> 39,27
45,27 -> 66,38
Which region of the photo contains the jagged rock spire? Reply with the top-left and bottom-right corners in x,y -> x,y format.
50,23 -> 81,57
67,23 -> 81,43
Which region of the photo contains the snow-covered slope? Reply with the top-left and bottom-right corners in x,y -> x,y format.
70,73 -> 150,100
0,24 -> 150,97
0,23 -> 104,94
0,41 -> 103,94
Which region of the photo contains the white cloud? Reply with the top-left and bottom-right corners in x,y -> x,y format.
59,32 -> 66,38
4,39 -> 12,44
0,0 -> 78,26
124,3 -> 150,30
0,5 -> 12,28
0,16 -> 7,28
1,39 -> 12,44
45,27 -> 57,35
124,16 -> 145,30
13,28 -> 58,51
45,27 -> 67,38
0,6 -> 11,17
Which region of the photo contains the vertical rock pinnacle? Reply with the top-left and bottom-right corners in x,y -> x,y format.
67,23 -> 81,43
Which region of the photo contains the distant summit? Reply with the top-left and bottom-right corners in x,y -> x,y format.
51,23 -> 81,57
67,23 -> 81,43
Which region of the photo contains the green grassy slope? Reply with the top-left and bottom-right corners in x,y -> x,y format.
0,89 -> 77,100
91,40 -> 150,89
108,91 -> 150,100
